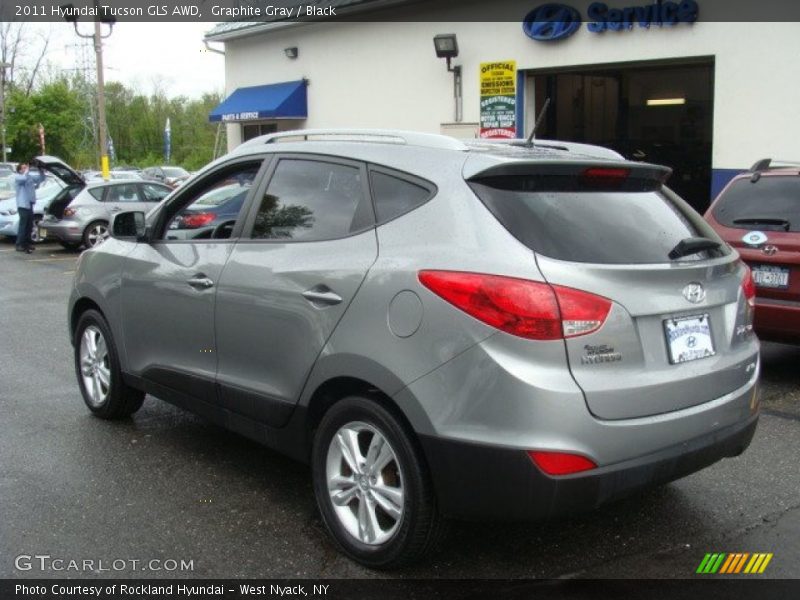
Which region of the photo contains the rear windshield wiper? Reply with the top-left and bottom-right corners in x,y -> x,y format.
732,217 -> 790,231
668,237 -> 721,260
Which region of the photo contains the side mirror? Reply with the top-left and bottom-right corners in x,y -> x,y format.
111,211 -> 147,241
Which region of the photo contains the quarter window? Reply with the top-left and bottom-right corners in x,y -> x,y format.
370,170 -> 433,224
251,159 -> 367,241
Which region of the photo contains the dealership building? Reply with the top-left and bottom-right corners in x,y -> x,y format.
205,0 -> 800,210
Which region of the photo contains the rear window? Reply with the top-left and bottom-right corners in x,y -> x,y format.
712,176 -> 800,231
470,179 -> 725,264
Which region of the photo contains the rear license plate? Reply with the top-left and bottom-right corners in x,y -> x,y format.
751,264 -> 789,289
664,314 -> 715,364
38,227 -> 47,239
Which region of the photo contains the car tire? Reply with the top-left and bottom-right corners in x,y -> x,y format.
30,216 -> 42,243
83,220 -> 109,248
73,309 -> 144,419
60,241 -> 82,251
311,395 -> 445,569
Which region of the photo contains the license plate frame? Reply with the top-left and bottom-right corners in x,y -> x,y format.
664,314 -> 715,365
751,264 -> 789,289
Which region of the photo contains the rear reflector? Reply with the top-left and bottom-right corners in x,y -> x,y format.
528,451 -> 597,476
418,270 -> 611,340
741,263 -> 756,310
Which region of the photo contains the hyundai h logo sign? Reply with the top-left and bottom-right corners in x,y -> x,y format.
523,4 -> 582,42
523,1 -> 699,42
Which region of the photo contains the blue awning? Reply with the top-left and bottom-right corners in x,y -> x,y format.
208,80 -> 307,123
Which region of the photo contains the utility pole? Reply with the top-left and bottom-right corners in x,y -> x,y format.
0,61 -> 10,163
62,3 -> 115,179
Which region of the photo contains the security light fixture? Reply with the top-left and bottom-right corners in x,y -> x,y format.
433,34 -> 459,69
433,34 -> 462,123
284,47 -> 299,59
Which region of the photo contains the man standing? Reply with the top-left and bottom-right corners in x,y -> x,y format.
14,161 -> 45,254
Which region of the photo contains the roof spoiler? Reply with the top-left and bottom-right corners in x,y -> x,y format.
467,161 -> 672,192
749,158 -> 800,172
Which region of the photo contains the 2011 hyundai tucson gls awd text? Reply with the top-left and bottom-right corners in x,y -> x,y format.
68,130 -> 760,568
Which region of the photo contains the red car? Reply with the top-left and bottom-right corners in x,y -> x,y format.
705,159 -> 800,343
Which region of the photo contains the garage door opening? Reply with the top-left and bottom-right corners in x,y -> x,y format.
531,60 -> 714,212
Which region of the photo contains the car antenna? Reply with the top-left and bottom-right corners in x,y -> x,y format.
524,97 -> 551,148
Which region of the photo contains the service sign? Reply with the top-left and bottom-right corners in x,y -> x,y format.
479,61 -> 517,139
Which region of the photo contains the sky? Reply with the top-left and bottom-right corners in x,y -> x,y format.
37,22 -> 226,99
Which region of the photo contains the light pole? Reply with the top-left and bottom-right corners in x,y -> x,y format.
0,61 -> 10,163
61,3 -> 115,179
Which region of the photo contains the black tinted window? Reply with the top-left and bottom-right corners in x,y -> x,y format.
470,181 -> 724,264
712,176 -> 800,231
251,159 -> 367,241
88,187 -> 104,201
370,171 -> 433,224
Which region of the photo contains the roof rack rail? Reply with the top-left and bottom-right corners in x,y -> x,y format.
749,158 -> 800,172
242,128 -> 468,151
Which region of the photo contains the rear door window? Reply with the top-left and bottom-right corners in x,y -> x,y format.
712,176 -> 800,231
469,179 -> 726,264
250,159 -> 371,241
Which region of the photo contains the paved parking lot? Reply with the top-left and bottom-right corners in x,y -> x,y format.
1,240 -> 798,579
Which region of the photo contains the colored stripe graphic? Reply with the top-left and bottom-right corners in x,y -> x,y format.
696,552 -> 772,574
734,553 -> 749,573
719,554 -> 736,574
758,554 -> 773,573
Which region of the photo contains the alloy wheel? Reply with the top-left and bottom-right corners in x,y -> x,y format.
325,421 -> 405,545
79,325 -> 111,407
86,223 -> 109,247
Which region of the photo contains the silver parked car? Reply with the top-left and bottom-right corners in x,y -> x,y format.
0,171 -> 66,243
39,158 -> 171,249
68,130 -> 760,568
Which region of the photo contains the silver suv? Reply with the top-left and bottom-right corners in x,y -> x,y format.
68,130 -> 760,568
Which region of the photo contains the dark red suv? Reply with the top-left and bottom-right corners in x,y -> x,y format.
705,159 -> 800,343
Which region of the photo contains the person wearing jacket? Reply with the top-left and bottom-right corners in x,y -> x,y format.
14,161 -> 45,253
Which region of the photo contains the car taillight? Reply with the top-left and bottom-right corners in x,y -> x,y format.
741,263 -> 756,310
417,270 -> 611,340
181,212 -> 215,228
63,207 -> 77,218
528,450 -> 597,476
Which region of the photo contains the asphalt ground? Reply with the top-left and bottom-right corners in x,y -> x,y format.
1,240 -> 798,579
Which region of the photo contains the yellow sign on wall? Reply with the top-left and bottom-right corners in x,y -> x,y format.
479,61 -> 517,138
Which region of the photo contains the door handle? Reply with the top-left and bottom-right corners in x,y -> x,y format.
187,276 -> 214,289
302,287 -> 342,306
110,207 -> 121,212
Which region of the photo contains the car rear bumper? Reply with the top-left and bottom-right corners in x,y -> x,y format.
39,219 -> 83,243
421,412 -> 758,520
754,297 -> 800,343
0,217 -> 18,236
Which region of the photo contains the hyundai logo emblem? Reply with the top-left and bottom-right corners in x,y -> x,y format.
523,3 -> 582,42
682,282 -> 706,304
